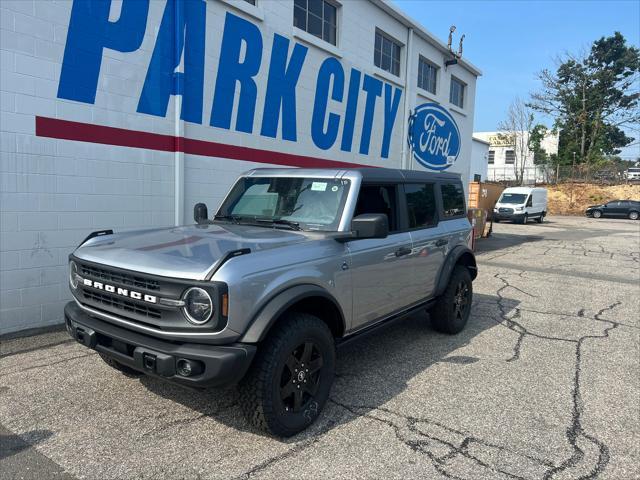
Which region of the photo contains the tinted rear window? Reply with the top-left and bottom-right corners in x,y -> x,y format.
405,183 -> 437,228
441,183 -> 465,217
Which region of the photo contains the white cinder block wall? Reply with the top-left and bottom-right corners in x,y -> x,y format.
1,0 -> 480,334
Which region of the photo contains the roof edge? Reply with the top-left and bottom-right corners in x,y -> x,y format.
369,0 -> 483,77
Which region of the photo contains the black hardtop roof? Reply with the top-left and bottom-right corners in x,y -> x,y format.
348,167 -> 462,183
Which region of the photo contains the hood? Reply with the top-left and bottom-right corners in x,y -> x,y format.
586,204 -> 603,209
73,223 -> 311,280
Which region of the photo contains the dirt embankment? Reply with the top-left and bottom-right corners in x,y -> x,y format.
545,183 -> 640,215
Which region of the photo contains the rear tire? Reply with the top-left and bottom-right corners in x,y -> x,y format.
629,211 -> 639,220
98,353 -> 141,377
536,213 -> 544,223
429,266 -> 473,334
238,313 -> 335,437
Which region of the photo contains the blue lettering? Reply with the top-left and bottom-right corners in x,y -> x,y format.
58,0 -> 149,103
137,0 -> 205,124
260,35 -> 307,141
340,69 -> 361,153
359,75 -> 382,155
311,58 -> 344,150
210,13 -> 263,133
381,84 -> 402,158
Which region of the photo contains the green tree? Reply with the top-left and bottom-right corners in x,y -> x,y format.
528,124 -> 549,164
529,32 -> 639,165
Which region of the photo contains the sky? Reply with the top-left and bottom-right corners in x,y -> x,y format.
393,0 -> 640,159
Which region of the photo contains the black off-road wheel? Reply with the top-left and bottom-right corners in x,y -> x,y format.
429,266 -> 473,334
238,313 -> 335,437
98,353 -> 141,377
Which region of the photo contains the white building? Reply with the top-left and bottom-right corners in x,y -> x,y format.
0,0 -> 481,334
470,136 -> 490,182
474,131 -> 559,183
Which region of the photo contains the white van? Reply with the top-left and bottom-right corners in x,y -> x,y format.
493,187 -> 548,224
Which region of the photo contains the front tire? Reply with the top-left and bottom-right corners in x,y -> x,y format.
593,210 -> 602,219
629,211 -> 639,220
238,313 -> 335,437
522,213 -> 528,224
429,266 -> 473,334
536,213 -> 544,223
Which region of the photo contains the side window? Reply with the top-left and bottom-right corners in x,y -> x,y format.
354,184 -> 399,231
440,183 -> 465,217
526,195 -> 533,207
405,183 -> 437,228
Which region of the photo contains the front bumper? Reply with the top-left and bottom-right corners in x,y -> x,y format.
493,211 -> 525,221
64,302 -> 256,388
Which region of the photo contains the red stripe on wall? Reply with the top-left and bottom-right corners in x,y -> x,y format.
35,116 -> 365,169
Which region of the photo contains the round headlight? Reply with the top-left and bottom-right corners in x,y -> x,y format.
69,261 -> 80,289
182,287 -> 213,325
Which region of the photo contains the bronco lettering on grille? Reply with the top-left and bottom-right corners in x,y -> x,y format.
82,278 -> 157,304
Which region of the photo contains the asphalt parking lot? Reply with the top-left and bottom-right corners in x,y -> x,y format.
1,216 -> 638,480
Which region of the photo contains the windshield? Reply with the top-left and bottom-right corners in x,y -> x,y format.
499,193 -> 528,204
217,177 -> 351,231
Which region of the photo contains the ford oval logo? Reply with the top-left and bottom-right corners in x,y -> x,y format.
408,103 -> 461,170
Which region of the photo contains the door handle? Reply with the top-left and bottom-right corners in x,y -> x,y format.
395,247 -> 412,257
435,239 -> 448,247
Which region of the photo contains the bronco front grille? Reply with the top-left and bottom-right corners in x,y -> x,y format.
79,264 -> 160,291
81,288 -> 162,320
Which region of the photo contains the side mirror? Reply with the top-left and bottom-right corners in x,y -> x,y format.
194,203 -> 209,224
351,214 -> 388,239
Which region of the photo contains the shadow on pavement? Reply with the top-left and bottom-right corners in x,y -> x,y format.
140,293 -> 518,441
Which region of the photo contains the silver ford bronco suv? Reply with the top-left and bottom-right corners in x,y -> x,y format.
65,167 -> 477,436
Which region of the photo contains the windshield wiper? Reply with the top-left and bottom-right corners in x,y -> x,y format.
213,214 -> 242,223
255,218 -> 302,230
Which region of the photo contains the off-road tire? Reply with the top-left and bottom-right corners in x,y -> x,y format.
238,313 -> 335,437
429,266 -> 473,334
98,353 -> 141,377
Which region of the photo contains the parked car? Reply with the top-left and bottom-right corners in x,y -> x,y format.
624,167 -> 640,181
493,187 -> 548,224
64,168 -> 477,436
585,200 -> 640,220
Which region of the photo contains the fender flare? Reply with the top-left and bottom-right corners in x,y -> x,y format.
239,284 -> 346,343
434,246 -> 477,297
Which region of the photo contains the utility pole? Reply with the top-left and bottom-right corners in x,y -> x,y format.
570,151 -> 576,207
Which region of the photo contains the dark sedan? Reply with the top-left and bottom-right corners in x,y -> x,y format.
585,200 -> 640,220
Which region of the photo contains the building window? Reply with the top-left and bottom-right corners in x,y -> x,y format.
449,77 -> 465,108
417,57 -> 438,94
374,29 -> 401,76
294,0 -> 337,46
505,150 -> 516,164
488,150 -> 495,164
242,0 -> 256,4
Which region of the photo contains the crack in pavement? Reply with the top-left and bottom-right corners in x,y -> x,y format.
330,399 -> 553,480
491,266 -> 623,479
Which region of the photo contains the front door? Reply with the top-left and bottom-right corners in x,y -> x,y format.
348,184 -> 413,330
403,183 -> 447,301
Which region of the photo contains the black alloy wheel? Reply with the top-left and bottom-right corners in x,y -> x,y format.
280,341 -> 323,413
453,280 -> 471,323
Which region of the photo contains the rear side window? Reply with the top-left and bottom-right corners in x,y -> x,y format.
441,183 -> 465,217
405,184 -> 437,228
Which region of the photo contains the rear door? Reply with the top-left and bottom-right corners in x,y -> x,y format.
439,180 -> 471,249
347,184 -> 413,330
403,183 -> 447,301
